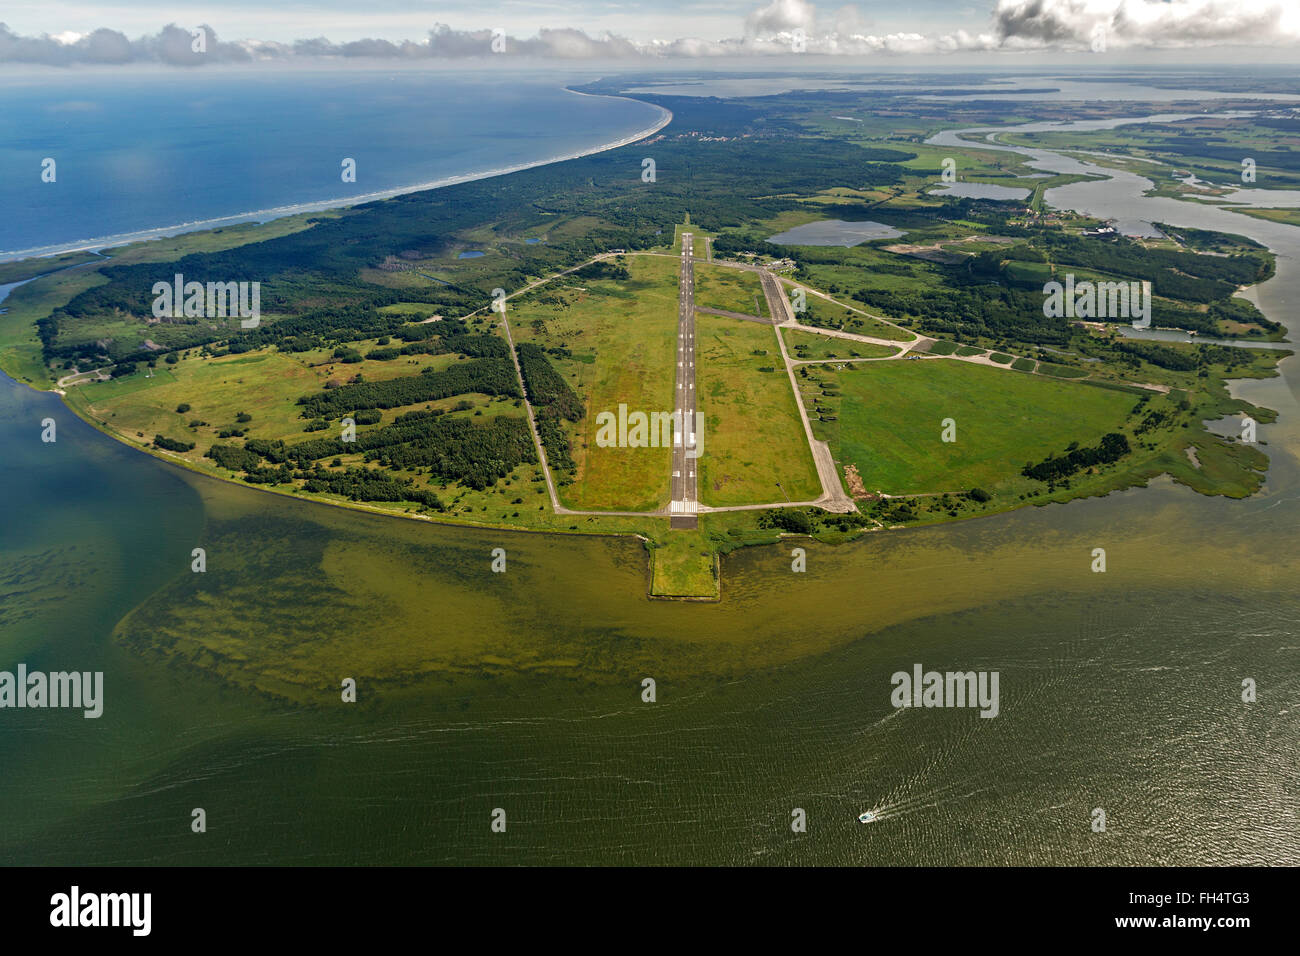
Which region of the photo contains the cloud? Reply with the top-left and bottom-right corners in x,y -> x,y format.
993,0 -> 1300,50
0,20 -> 714,64
78,28 -> 134,64
0,2 -> 1296,66
510,28 -> 644,59
746,0 -> 818,37
0,22 -> 252,65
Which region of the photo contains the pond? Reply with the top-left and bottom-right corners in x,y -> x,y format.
768,219 -> 905,246
927,182 -> 1031,201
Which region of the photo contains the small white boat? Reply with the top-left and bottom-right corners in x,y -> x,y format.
858,810 -> 878,824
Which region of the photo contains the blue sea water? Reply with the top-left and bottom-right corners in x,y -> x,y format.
0,69 -> 666,260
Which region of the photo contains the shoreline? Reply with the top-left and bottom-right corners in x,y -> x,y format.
0,90 -> 671,264
46,361 -> 1279,607
40,376 -> 727,601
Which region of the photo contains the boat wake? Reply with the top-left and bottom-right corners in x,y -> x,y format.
860,781 -> 992,823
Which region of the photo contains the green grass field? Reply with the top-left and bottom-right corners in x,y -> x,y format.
784,328 -> 899,361
1235,208 -> 1300,228
696,313 -> 821,506
378,302 -> 443,319
0,267 -> 108,385
693,264 -> 766,316
810,359 -> 1135,496
510,255 -> 679,511
785,285 -> 914,341
1038,362 -> 1090,379
650,531 -> 720,599
671,218 -> 716,254
0,251 -> 102,284
64,344 -> 485,459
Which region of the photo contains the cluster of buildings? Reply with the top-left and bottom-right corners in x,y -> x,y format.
1007,209 -> 1065,227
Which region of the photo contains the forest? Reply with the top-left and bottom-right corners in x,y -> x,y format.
515,343 -> 583,475
295,359 -> 521,418
1022,433 -> 1132,484
209,409 -> 537,495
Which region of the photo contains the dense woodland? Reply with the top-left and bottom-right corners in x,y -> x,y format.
515,343 -> 583,475
295,360 -> 520,418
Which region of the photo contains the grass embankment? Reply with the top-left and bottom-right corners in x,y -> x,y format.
649,531 -> 720,599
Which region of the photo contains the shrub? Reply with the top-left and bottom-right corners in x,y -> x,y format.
153,434 -> 195,453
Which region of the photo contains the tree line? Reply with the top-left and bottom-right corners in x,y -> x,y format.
296,359 -> 520,418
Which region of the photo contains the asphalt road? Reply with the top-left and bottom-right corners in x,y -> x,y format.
670,233 -> 699,527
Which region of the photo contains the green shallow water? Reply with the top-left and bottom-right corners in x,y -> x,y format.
2,131 -> 1299,865
2,364 -> 1296,865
